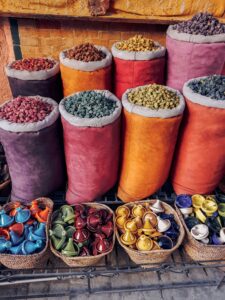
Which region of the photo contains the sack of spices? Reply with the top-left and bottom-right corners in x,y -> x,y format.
59,43 -> 112,97
5,58 -> 63,102
172,75 -> 225,195
118,84 -> 185,202
112,35 -> 166,99
0,96 -> 65,203
59,90 -> 122,204
166,13 -> 225,91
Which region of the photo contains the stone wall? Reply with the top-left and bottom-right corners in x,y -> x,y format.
18,19 -> 167,59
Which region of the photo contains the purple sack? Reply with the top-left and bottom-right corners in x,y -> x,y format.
0,96 -> 65,203
5,59 -> 63,103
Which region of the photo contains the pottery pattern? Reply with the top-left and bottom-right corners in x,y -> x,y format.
0,199 -> 49,255
50,204 -> 114,257
116,200 -> 179,251
176,194 -> 225,245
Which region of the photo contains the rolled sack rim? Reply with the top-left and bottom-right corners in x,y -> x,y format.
0,96 -> 59,133
122,85 -> 185,119
167,25 -> 225,44
59,90 -> 122,128
5,58 -> 60,81
59,45 -> 112,72
183,76 -> 225,109
111,41 -> 166,61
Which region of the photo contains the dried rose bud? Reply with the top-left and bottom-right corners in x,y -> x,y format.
10,58 -> 56,71
64,43 -> 106,62
0,96 -> 53,123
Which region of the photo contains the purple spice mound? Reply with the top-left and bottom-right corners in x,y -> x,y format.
172,13 -> 225,36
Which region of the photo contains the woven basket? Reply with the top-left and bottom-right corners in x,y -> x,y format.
50,202 -> 115,267
0,197 -> 53,269
175,205 -> 225,264
116,200 -> 185,266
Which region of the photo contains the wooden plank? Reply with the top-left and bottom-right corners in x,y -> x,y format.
0,12 -> 224,26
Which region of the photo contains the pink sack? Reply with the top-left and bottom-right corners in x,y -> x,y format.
166,26 -> 225,91
222,63 -> 225,75
112,42 -> 166,99
59,90 -> 122,204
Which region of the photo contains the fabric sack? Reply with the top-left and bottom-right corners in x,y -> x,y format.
112,42 -> 166,100
5,59 -> 63,102
171,76 -> 225,195
166,26 -> 225,91
59,46 -> 112,97
118,85 -> 185,202
0,96 -> 65,203
59,90 -> 122,204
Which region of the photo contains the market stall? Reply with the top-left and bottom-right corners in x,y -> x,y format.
0,3 -> 225,298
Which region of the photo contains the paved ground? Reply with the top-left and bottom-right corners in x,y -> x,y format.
1,269 -> 225,300
1,247 -> 225,300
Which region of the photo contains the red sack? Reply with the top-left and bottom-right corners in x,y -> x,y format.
59,90 -> 122,204
171,77 -> 225,195
166,26 -> 225,91
112,42 -> 166,99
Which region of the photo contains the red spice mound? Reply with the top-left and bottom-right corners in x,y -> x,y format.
0,96 -> 53,123
10,58 -> 56,71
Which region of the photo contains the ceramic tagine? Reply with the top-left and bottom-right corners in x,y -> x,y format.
50,204 -> 114,257
176,193 -> 225,245
116,201 -> 179,251
0,199 -> 49,255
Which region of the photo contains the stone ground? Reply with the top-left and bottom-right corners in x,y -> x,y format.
1,245 -> 225,300
1,253 -> 225,300
1,273 -> 225,300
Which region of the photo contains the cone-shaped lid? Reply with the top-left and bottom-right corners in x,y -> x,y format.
116,215 -> 127,228
136,235 -> 153,251
35,207 -> 50,223
116,206 -> 130,217
0,209 -> 14,227
30,200 -> 41,215
15,207 -> 31,223
121,230 -> 136,245
9,230 -> 24,246
51,224 -> 67,238
124,219 -> 137,233
132,205 -> 145,218
151,200 -> 164,213
51,234 -> 66,251
61,238 -> 79,256
33,223 -> 46,238
157,216 -> 171,233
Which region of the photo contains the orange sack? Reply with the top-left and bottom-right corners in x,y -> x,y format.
117,86 -> 185,202
59,46 -> 112,97
171,77 -> 225,195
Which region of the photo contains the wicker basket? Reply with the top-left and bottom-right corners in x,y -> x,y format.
50,202 -> 115,267
116,200 -> 185,266
0,197 -> 53,269
175,205 -> 225,264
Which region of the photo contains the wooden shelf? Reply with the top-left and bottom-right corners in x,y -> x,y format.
1,10 -> 224,25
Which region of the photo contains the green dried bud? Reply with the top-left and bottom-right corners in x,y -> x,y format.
64,91 -> 117,118
127,84 -> 180,110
